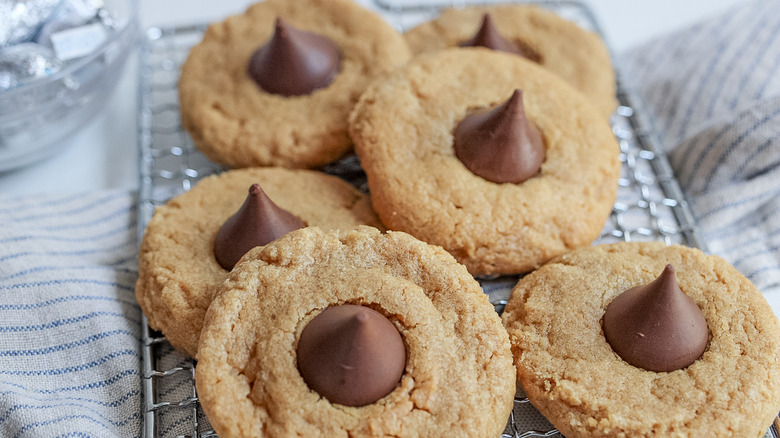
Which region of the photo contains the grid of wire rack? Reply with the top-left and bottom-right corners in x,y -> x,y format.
136,1 -> 780,437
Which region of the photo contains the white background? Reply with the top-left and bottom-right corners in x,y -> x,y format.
0,0 -> 743,195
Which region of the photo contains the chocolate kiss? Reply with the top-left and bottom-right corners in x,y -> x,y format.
453,89 -> 545,184
296,304 -> 406,407
248,17 -> 342,96
460,14 -> 523,55
213,184 -> 306,270
602,265 -> 709,372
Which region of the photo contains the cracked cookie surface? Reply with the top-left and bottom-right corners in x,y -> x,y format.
502,241 -> 780,438
178,0 -> 410,169
349,48 -> 620,276
195,226 -> 515,437
404,4 -> 617,119
135,167 -> 382,357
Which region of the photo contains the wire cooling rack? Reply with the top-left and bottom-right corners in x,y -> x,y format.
136,1 -> 779,437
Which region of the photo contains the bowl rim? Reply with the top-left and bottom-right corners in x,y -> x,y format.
0,0 -> 140,98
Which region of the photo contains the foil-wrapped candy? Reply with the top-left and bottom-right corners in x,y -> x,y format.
36,15 -> 90,48
56,0 -> 104,21
0,43 -> 63,90
35,0 -> 105,46
0,0 -> 65,47
0,0 -> 108,89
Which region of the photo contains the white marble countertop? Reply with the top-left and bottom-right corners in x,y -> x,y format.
0,0 -> 742,196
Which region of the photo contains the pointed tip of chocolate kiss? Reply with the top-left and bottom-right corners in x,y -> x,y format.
453,88 -> 545,184
602,264 -> 709,372
505,89 -> 524,115
248,17 -> 342,96
656,264 -> 679,296
661,263 -> 676,279
273,16 -> 287,32
460,13 -> 522,55
297,305 -> 406,407
248,182 -> 263,196
213,183 -> 306,270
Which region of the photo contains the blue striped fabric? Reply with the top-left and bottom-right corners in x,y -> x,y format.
0,190 -> 142,437
619,0 -> 780,317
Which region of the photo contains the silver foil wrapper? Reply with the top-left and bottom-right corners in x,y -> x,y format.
0,42 -> 63,90
0,0 -> 65,47
35,14 -> 89,47
36,0 -> 105,47
37,1 -> 112,52
55,0 -> 103,21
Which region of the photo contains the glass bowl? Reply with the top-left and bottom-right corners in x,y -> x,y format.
0,0 -> 139,172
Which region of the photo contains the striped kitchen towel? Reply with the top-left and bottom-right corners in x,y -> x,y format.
619,0 -> 780,316
0,190 -> 142,437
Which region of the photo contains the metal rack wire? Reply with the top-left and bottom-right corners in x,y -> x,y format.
136,2 -> 779,437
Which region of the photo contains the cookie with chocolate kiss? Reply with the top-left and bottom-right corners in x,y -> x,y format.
405,4 -> 617,119
178,0 -> 411,169
196,227 -> 515,437
502,241 -> 780,438
135,167 -> 383,357
350,48 -> 620,275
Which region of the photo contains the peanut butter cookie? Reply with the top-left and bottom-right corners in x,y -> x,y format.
178,0 -> 411,169
196,226 -> 516,437
349,48 -> 620,276
404,4 -> 617,118
135,167 -> 382,357
502,241 -> 780,437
